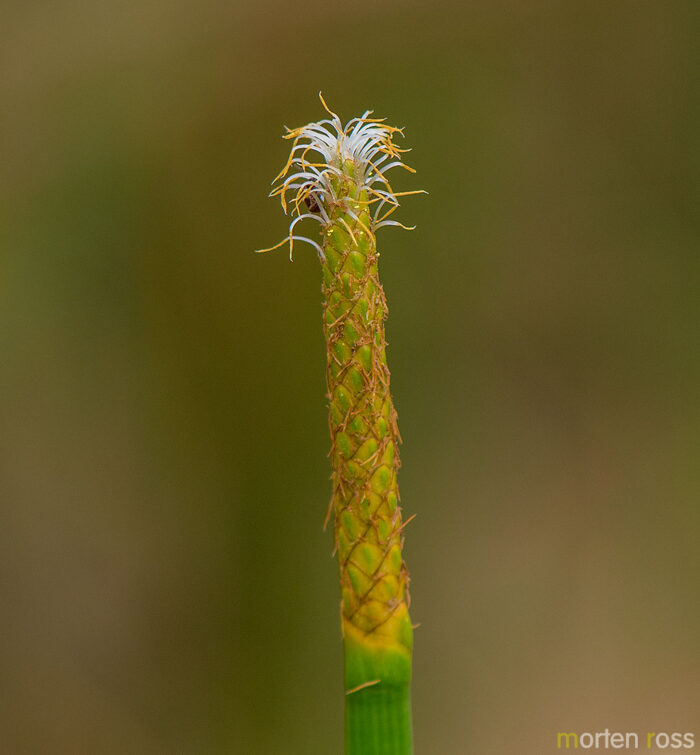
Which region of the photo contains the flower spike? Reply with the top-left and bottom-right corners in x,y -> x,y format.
258,97 -> 423,754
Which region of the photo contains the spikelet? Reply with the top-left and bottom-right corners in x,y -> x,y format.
259,96 -> 423,731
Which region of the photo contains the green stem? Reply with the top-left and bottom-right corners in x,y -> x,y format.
346,683 -> 413,755
344,633 -> 413,754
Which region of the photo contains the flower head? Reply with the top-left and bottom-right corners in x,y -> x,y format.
257,94 -> 425,260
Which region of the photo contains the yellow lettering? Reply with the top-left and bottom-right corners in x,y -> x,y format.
558,733 -> 579,749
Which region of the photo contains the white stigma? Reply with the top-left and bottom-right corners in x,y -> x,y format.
257,94 -> 425,261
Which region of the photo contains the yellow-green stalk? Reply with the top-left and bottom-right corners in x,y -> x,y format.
258,95 -> 424,755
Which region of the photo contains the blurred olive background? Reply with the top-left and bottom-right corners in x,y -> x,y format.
2,1 -> 699,753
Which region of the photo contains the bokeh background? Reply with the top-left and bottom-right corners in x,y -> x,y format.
2,1 -> 698,753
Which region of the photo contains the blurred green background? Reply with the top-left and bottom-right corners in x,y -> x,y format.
2,1 -> 698,753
